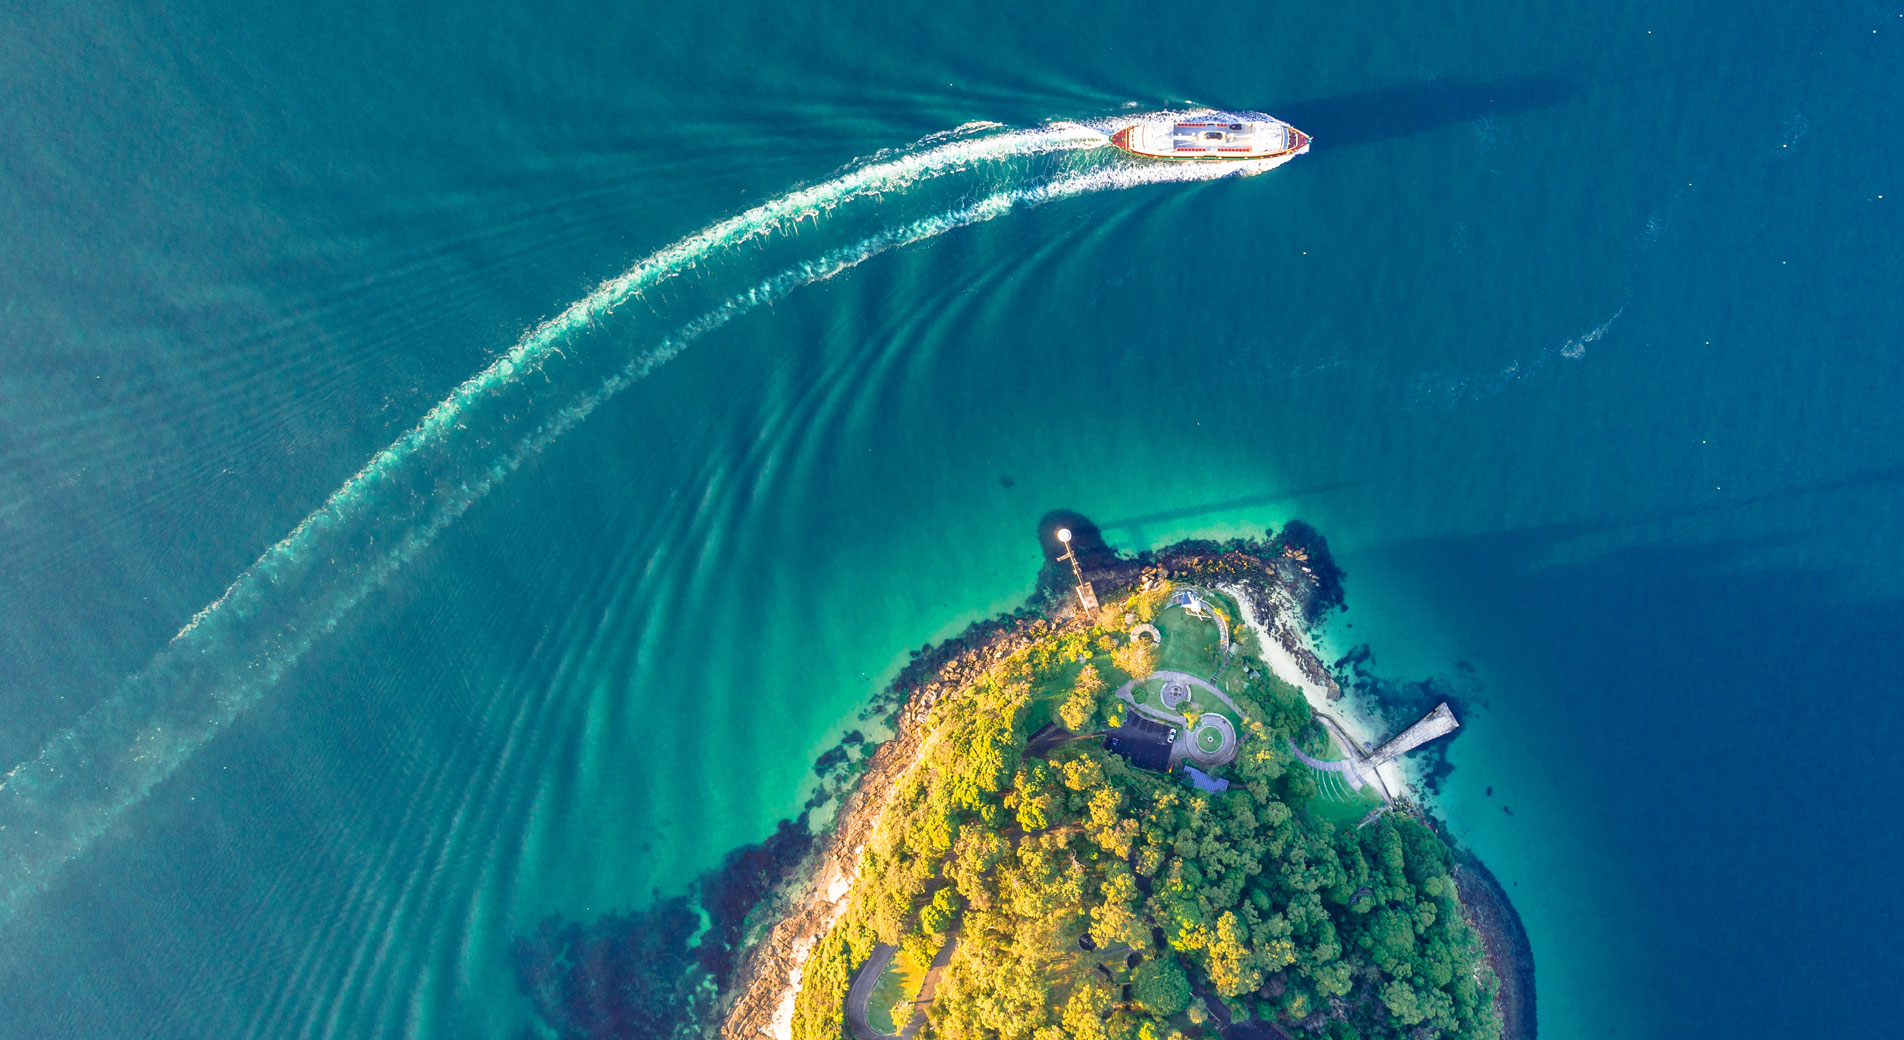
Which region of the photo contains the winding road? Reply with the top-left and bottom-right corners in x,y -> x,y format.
844,929 -> 961,1040
844,943 -> 898,1040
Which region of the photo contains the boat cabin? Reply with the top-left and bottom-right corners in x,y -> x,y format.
1108,112 -> 1309,161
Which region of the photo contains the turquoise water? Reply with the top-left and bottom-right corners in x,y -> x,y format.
2,1 -> 1900,1036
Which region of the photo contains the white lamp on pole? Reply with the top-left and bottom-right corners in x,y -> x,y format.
1055,526 -> 1098,617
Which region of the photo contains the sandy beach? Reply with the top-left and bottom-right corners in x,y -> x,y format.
1218,581 -> 1417,801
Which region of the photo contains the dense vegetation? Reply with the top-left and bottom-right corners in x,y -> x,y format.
790,584 -> 1499,1040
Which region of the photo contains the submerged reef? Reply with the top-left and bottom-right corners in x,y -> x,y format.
508,822 -> 813,1039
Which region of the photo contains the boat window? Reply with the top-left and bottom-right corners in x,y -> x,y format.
1203,130 -> 1223,140
1229,123 -> 1244,130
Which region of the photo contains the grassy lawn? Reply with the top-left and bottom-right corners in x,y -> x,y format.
1286,723 -> 1389,825
1130,676 -> 1166,708
1026,657 -> 1089,732
1153,605 -> 1223,676
1303,773 -> 1387,827
1188,700 -> 1242,728
866,948 -> 932,1033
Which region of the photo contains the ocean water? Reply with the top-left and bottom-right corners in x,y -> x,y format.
2,0 -> 1900,1037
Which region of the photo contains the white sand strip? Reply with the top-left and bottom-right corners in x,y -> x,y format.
1217,582 -> 1416,800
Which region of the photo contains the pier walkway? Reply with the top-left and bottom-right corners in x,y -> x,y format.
1368,702 -> 1459,766
1287,702 -> 1462,802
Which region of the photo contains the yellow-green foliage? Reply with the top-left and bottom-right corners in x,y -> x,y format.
1111,639 -> 1156,680
1058,664 -> 1106,731
790,917 -> 877,1040
789,624 -> 1499,1040
1024,630 -> 1094,676
789,662 -> 1036,1039
1128,583 -> 1173,623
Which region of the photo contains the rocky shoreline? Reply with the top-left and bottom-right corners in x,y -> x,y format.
710,522 -> 1534,1040
713,611 -> 1077,1038
1452,849 -> 1538,1040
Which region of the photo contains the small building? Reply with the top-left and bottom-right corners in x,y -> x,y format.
1167,589 -> 1210,617
1183,765 -> 1230,793
1104,716 -> 1177,773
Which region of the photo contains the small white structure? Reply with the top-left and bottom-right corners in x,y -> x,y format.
1166,588 -> 1231,650
1167,589 -> 1211,617
1055,528 -> 1099,616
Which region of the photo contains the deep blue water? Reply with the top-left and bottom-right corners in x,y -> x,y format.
2,1 -> 1900,1036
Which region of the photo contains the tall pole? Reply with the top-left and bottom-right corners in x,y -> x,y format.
1056,528 -> 1100,618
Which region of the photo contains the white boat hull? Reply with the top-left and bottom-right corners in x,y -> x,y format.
1110,111 -> 1310,161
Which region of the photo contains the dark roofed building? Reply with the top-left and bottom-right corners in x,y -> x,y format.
1104,716 -> 1177,773
1184,765 -> 1230,793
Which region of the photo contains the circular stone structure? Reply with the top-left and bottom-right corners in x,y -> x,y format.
1185,714 -> 1238,768
1160,680 -> 1191,710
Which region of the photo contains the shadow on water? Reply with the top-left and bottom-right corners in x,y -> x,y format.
1276,75 -> 1577,150
1095,482 -> 1363,534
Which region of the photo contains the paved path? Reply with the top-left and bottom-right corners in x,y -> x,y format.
844,927 -> 962,1040
898,928 -> 959,1040
1115,670 -> 1244,719
1025,723 -> 1093,758
1290,704 -> 1458,804
845,943 -> 900,1040
1114,670 -> 1244,768
1154,669 -> 1244,715
1284,738 -> 1371,792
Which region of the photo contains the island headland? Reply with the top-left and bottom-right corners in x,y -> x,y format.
506,518 -> 1533,1040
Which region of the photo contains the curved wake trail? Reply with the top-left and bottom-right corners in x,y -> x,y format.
0,117 -> 1294,924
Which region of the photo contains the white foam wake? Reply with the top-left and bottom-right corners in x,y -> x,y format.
0,118 -> 1295,925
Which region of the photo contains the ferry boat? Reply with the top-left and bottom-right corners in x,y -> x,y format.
1109,111 -> 1310,161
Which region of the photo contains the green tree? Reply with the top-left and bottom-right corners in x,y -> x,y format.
921,886 -> 962,935
1090,867 -> 1146,948
1380,979 -> 1427,1027
1313,960 -> 1354,999
1061,974 -> 1116,1040
1362,906 -> 1417,974
1131,957 -> 1192,1017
